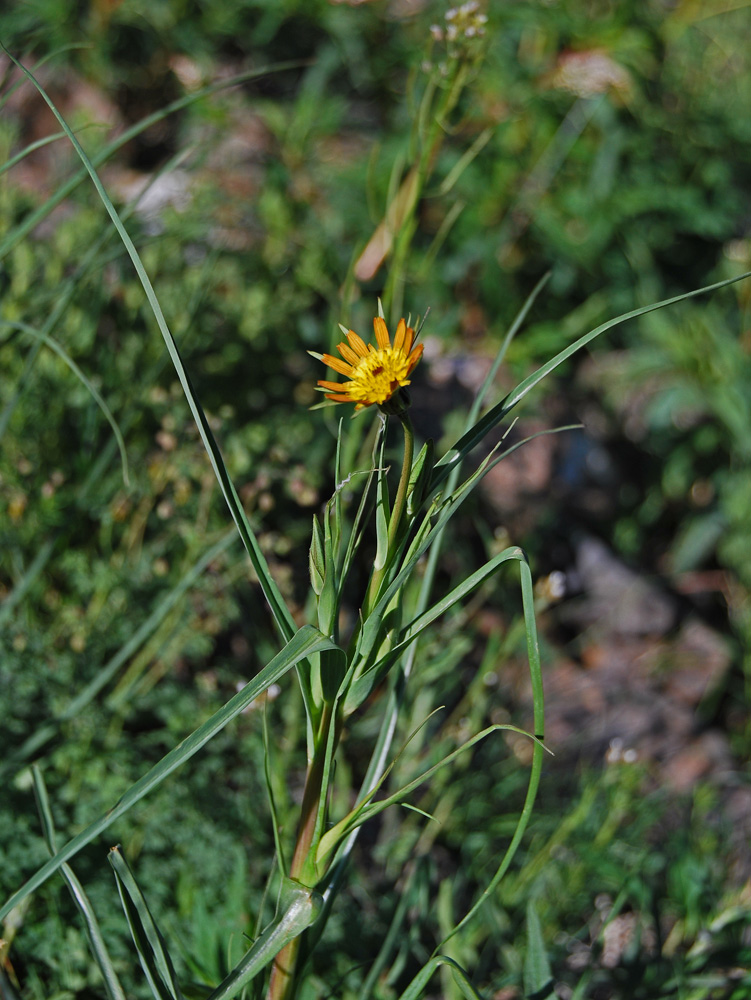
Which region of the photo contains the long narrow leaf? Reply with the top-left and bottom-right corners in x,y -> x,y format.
0,54 -> 306,261
523,901 -> 556,1000
109,848 -> 183,1000
0,538 -> 55,630
0,141 -> 195,444
205,884 -> 321,1000
262,707 -> 288,879
397,955 -> 484,1000
0,129 -> 78,177
0,626 -> 344,921
430,270 -> 751,491
32,768 -> 127,1000
378,544 -> 534,676
470,273 -> 551,424
440,557 -> 545,944
345,542 -> 532,713
359,863 -> 417,999
317,723 -> 545,864
0,43 -> 89,111
3,49 -> 297,642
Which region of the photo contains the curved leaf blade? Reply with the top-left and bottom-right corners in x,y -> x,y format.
109,847 -> 183,1000
2,46 -> 296,643
431,270 -> 751,490
0,626 -> 344,921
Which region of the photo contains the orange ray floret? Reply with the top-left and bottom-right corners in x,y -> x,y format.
313,316 -> 423,411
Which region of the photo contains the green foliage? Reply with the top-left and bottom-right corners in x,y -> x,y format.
2,3 -> 751,999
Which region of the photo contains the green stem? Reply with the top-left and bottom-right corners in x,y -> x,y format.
363,412 -> 414,618
266,702 -> 336,1000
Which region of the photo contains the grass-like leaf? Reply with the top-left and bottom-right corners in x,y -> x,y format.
109,847 -> 184,1000
523,901 -> 556,1000
0,142 -> 194,444
2,46 -> 297,643
440,556 -> 545,944
0,626 -> 344,921
431,270 -> 751,492
0,127 -> 90,178
397,955 -> 484,1000
32,767 -> 127,1000
0,538 -> 55,632
317,722 -> 547,864
204,882 -> 321,1000
0,53 -> 307,262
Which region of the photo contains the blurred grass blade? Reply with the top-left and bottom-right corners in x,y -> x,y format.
109,847 -> 183,1000
3,48 -> 296,642
0,626 -> 344,921
1,319 -> 130,485
3,530 -> 238,776
0,128 -> 84,178
1,142 -> 209,482
431,269 -> 751,491
523,901 -> 556,1000
397,955 -> 483,1000
471,272 -> 551,421
417,198 -> 464,282
263,707 -> 288,878
0,142 -> 194,445
438,127 -> 493,196
32,767 -> 127,1000
359,862 -> 417,999
0,53 -> 306,262
0,43 -> 88,111
0,538 -> 54,630
205,883 -> 321,1000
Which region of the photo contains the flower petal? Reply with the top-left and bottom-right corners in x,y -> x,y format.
373,316 -> 390,350
403,325 -> 415,354
393,318 -> 407,352
318,379 -> 351,391
406,342 -> 424,373
345,330 -> 370,357
336,342 -> 361,365
322,353 -> 353,377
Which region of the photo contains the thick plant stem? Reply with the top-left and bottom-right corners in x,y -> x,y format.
266,702 -> 336,1000
363,412 -> 414,618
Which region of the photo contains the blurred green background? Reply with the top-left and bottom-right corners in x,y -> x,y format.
2,1 -> 751,998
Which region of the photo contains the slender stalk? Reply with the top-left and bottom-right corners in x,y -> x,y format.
363,412 -> 414,617
386,412 -> 415,555
266,701 -> 336,1000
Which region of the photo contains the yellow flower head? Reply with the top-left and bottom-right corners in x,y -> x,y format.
315,316 -> 423,412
